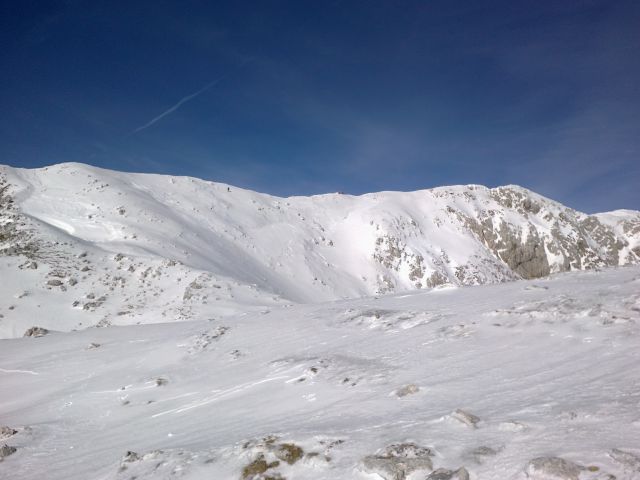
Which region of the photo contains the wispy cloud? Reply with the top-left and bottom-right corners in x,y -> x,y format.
131,77 -> 224,134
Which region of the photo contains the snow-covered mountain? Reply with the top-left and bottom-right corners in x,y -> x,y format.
1,162 -> 639,337
2,162 -> 640,479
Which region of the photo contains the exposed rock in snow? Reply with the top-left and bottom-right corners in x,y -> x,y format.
394,383 -> 420,397
361,442 -> 434,480
468,445 -> 500,464
451,409 -> 481,428
240,453 -> 281,479
0,444 -> 17,460
425,467 -> 470,480
23,326 -> 49,337
609,448 -> 640,473
524,457 -> 583,480
0,427 -> 17,440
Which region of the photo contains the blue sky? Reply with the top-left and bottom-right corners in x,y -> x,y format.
1,1 -> 638,212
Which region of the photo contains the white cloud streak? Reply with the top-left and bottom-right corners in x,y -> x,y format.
132,77 -> 224,134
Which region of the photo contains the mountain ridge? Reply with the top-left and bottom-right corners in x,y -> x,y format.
1,162 -> 638,337
4,161 -> 614,210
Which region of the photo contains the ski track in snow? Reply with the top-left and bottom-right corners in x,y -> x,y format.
0,367 -> 40,375
151,376 -> 291,418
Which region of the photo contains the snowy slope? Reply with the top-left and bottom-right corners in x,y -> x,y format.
1,163 -> 640,479
1,267 -> 640,479
1,162 -> 639,338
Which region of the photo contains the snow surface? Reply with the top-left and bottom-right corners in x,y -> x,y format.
2,266 -> 640,479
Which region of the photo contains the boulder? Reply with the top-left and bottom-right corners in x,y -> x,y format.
361,442 -> 434,480
451,409 -> 480,428
23,326 -> 49,337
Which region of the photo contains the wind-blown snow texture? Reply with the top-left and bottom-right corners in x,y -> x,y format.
1,163 -> 640,480
3,265 -> 640,479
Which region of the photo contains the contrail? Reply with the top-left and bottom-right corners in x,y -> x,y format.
132,77 -> 224,134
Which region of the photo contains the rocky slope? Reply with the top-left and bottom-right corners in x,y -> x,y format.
0,162 -> 638,337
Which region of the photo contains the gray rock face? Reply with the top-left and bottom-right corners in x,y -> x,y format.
503,227 -> 551,279
362,185 -> 638,293
525,457 -> 582,480
361,442 -> 434,480
467,217 -> 551,279
459,186 -> 640,282
0,175 -> 38,259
